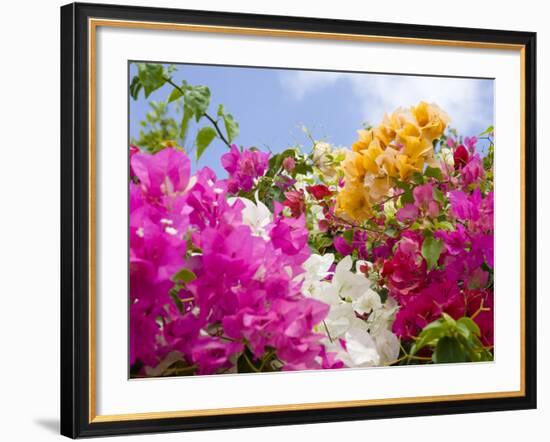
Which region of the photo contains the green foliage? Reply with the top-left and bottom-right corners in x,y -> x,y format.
172,268 -> 197,284
184,85 -> 211,122
132,101 -> 180,153
167,80 -> 188,103
433,187 -> 446,205
267,148 -> 298,177
179,105 -> 194,142
130,62 -> 240,157
409,313 -> 493,364
421,236 -> 443,270
343,229 -> 354,246
131,63 -> 169,99
479,125 -> 494,136
309,233 -> 334,255
237,347 -> 279,373
195,127 -> 218,160
433,336 -> 467,363
218,104 -> 240,143
424,165 -> 443,181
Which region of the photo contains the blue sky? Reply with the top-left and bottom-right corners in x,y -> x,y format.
129,63 -> 494,177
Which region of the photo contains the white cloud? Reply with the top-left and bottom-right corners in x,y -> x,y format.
278,71 -> 346,101
279,70 -> 494,136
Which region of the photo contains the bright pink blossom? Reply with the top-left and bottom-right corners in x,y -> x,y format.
282,156 -> 296,172
221,144 -> 269,193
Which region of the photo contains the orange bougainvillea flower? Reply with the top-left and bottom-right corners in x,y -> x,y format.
335,101 -> 450,222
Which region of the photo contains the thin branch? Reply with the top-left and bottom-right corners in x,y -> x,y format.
164,77 -> 232,149
202,112 -> 232,148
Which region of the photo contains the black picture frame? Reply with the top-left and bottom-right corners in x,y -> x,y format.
60,2 -> 537,438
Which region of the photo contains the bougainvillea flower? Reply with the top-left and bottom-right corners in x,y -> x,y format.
282,189 -> 306,218
461,154 -> 485,186
333,230 -> 369,260
381,231 -> 427,300
221,144 -> 269,193
129,145 -> 139,179
453,144 -> 470,169
282,156 -> 296,172
131,147 -> 191,199
306,184 -> 333,200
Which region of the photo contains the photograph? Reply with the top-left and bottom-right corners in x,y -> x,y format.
128,62 -> 495,378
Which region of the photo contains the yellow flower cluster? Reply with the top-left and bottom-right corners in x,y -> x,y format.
336,101 -> 450,222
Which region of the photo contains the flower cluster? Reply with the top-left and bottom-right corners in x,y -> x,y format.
130,100 -> 494,377
130,147 -> 338,375
336,102 -> 449,222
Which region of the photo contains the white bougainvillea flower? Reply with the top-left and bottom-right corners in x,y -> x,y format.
324,302 -> 364,338
301,253 -> 334,295
303,253 -> 400,368
373,328 -> 400,365
229,194 -> 272,240
324,327 -> 380,368
331,256 -> 374,301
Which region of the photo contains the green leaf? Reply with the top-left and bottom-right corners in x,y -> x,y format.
401,189 -> 414,205
168,84 -> 185,103
457,317 -> 481,337
410,322 -> 447,356
195,127 -> 217,160
137,63 -> 168,98
434,220 -> 454,231
184,85 -> 211,122
173,268 -> 197,284
424,166 -> 443,181
222,112 -> 239,142
343,230 -> 354,246
179,105 -> 194,141
169,289 -> 184,313
433,187 -> 446,205
315,236 -> 333,250
395,181 -> 411,191
411,172 -> 425,184
433,336 -> 467,363
441,312 -> 457,327
421,236 -> 443,270
479,125 -> 494,136
217,104 -> 239,142
129,75 -> 143,100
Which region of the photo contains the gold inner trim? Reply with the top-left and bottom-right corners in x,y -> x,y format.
87,17 -> 527,423
89,18 -> 97,423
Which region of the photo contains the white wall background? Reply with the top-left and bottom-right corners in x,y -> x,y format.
0,0 -> 545,440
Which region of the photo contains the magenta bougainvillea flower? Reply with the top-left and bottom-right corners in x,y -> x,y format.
282,156 -> 296,172
396,183 -> 440,222
130,147 -> 334,374
382,231 -> 427,300
221,144 -> 269,193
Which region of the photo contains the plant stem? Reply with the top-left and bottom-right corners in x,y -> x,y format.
242,351 -> 260,373
322,321 -> 334,343
201,112 -> 232,149
258,350 -> 275,372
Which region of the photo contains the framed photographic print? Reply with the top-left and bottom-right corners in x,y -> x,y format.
60,2 -> 537,438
